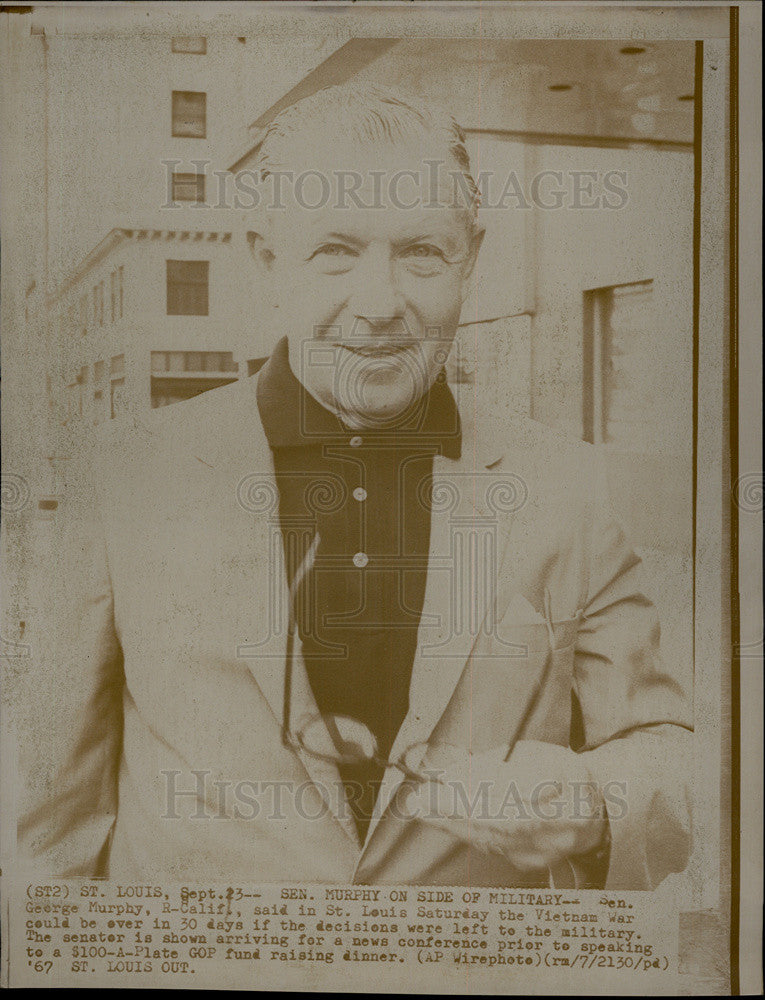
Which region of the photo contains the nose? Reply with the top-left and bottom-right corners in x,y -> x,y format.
348,249 -> 406,332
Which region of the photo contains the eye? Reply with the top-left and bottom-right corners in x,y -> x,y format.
309,243 -> 357,260
402,244 -> 445,260
400,243 -> 450,276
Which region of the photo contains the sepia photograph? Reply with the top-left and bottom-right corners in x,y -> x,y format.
0,1 -> 759,993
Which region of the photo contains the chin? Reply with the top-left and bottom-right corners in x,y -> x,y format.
344,391 -> 421,429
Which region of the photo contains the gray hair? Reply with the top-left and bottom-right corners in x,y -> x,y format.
256,84 -> 480,226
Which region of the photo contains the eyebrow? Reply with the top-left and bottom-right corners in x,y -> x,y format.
310,232 -> 367,249
392,233 -> 463,252
308,231 -> 466,253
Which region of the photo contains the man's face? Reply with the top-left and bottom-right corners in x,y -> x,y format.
258,145 -> 482,428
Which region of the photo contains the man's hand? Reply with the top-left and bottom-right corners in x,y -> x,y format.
401,740 -> 608,873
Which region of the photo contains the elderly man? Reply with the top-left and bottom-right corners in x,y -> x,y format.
19,85 -> 692,887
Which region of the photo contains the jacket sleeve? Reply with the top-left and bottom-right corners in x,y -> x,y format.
14,448 -> 124,876
573,455 -> 694,890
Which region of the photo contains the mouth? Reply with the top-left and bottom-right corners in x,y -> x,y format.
336,342 -> 414,358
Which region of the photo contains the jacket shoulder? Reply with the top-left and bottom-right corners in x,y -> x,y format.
488,411 -> 602,482
93,375 -> 261,468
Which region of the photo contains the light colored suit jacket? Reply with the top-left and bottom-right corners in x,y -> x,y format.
17,370 -> 693,888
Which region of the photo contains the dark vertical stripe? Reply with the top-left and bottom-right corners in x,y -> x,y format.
692,40 -> 702,686
726,6 -> 740,994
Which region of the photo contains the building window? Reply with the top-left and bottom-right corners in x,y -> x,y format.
93,282 -> 105,326
583,280 -> 656,449
25,281 -> 36,321
110,379 -> 125,419
108,269 -> 125,321
79,293 -> 88,336
171,36 -> 206,54
151,350 -> 238,373
93,360 -> 106,424
166,259 -> 209,316
150,351 -> 239,409
108,356 -> 126,418
172,91 -> 206,138
172,172 -> 206,203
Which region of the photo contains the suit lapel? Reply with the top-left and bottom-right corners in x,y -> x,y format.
361,409 -> 514,848
175,374 -> 360,845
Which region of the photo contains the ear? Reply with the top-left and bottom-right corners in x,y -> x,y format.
245,229 -> 279,309
459,227 -> 485,300
246,229 -> 275,274
247,227 -> 280,309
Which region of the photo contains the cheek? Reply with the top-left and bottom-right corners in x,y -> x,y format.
403,276 -> 464,332
274,268 -> 349,322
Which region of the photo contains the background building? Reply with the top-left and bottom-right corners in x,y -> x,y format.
9,25 -> 696,658
45,224 -> 253,427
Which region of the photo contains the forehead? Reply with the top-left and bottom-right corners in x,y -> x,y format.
272,203 -> 472,250
266,142 -> 474,246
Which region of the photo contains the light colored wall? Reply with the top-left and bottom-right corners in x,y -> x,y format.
454,137 -> 694,464
529,143 -> 693,440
